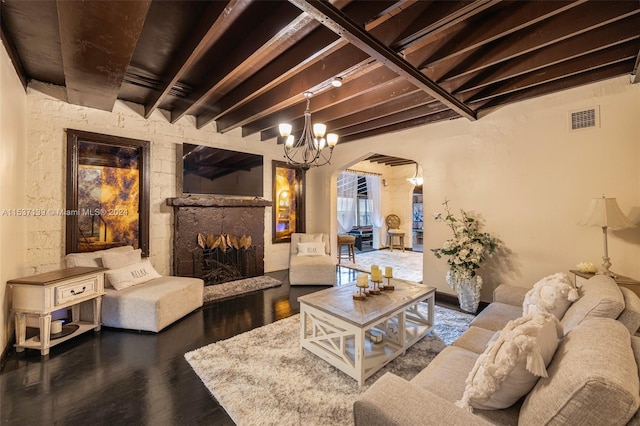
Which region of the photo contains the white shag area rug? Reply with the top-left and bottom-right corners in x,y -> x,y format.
185,305 -> 473,426
344,249 -> 423,283
203,276 -> 282,303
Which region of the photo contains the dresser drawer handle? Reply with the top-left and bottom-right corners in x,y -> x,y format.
70,286 -> 86,295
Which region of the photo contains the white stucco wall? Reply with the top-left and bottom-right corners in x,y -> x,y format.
0,43 -> 28,353
308,76 -> 640,302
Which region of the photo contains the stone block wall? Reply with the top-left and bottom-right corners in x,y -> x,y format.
24,83 -> 289,275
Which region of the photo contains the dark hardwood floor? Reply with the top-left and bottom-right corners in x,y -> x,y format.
0,270 -> 331,425
1,268 -> 459,425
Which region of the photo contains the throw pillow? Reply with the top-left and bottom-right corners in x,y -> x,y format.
523,273 -> 579,319
456,312 -> 563,411
65,245 -> 134,268
102,248 -> 142,269
299,233 -> 326,253
299,233 -> 323,244
297,242 -> 325,256
64,246 -> 133,268
104,258 -> 162,291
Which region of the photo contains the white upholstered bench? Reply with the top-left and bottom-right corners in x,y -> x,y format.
66,246 -> 203,332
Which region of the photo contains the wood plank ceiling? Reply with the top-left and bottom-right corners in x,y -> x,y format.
2,0 -> 638,145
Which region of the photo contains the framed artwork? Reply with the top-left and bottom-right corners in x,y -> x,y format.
65,129 -> 150,255
272,161 -> 305,243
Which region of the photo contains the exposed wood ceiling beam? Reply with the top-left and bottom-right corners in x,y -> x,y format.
414,0 -> 586,69
448,17 -> 640,95
190,10 -> 322,125
466,43 -> 638,103
143,0 -> 243,119
172,3 -> 319,125
366,154 -> 415,167
473,61 -> 633,110
207,0 -> 406,131
56,0 -> 150,111
336,103 -> 449,137
430,1 -> 640,84
0,21 -> 28,90
197,29 -> 344,128
390,0 -> 498,52
289,0 -> 477,121
340,109 -> 460,143
215,44 -> 370,132
248,64 -> 397,138
305,80 -> 421,126
326,94 -> 441,132
265,78 -> 419,141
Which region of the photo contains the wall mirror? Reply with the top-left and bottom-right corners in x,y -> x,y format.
65,129 -> 150,255
272,161 -> 305,243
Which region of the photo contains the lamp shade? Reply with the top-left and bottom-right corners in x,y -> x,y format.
578,197 -> 635,229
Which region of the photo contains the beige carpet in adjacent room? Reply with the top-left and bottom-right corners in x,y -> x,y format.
185,305 -> 472,426
342,249 -> 423,283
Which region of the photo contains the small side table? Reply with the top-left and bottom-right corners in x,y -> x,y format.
570,269 -> 640,298
9,266 -> 106,356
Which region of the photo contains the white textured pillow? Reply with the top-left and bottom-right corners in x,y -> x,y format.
299,233 -> 326,253
65,245 -> 134,268
297,242 -> 325,256
523,273 -> 580,319
456,312 -> 563,411
104,259 -> 161,290
102,248 -> 142,269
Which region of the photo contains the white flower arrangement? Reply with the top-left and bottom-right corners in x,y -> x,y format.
431,200 -> 498,282
576,262 -> 597,274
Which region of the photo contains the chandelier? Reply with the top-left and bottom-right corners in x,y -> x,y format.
279,92 -> 338,170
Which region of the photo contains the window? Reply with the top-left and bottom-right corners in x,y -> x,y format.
337,173 -> 374,232
356,177 -> 372,227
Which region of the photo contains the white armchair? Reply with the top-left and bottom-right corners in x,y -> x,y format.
289,233 -> 337,286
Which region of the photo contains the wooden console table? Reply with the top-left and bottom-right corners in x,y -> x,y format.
9,267 -> 105,356
570,269 -> 640,298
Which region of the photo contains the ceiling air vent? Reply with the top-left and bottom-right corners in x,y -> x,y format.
569,106 -> 599,131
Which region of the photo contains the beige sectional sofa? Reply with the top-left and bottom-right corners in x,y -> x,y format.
65,246 -> 203,332
354,274 -> 640,425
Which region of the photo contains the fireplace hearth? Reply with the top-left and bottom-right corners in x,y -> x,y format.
167,197 -> 272,284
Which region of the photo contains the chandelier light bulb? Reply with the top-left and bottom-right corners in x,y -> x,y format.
326,133 -> 338,147
313,138 -> 326,150
279,123 -> 292,137
285,135 -> 295,148
313,123 -> 326,138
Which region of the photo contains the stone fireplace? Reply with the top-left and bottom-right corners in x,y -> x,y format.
166,197 -> 272,285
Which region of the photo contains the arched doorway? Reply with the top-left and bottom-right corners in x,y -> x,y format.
335,154 -> 424,284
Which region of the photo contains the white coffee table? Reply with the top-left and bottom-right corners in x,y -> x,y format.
298,278 -> 436,385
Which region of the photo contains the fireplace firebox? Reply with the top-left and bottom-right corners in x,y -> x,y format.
166,197 -> 272,285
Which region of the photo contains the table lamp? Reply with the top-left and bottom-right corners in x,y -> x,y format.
578,196 -> 635,276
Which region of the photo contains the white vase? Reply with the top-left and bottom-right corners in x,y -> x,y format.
446,271 -> 482,313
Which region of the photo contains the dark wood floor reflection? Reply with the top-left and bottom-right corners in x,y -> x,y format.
0,270 -> 332,426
